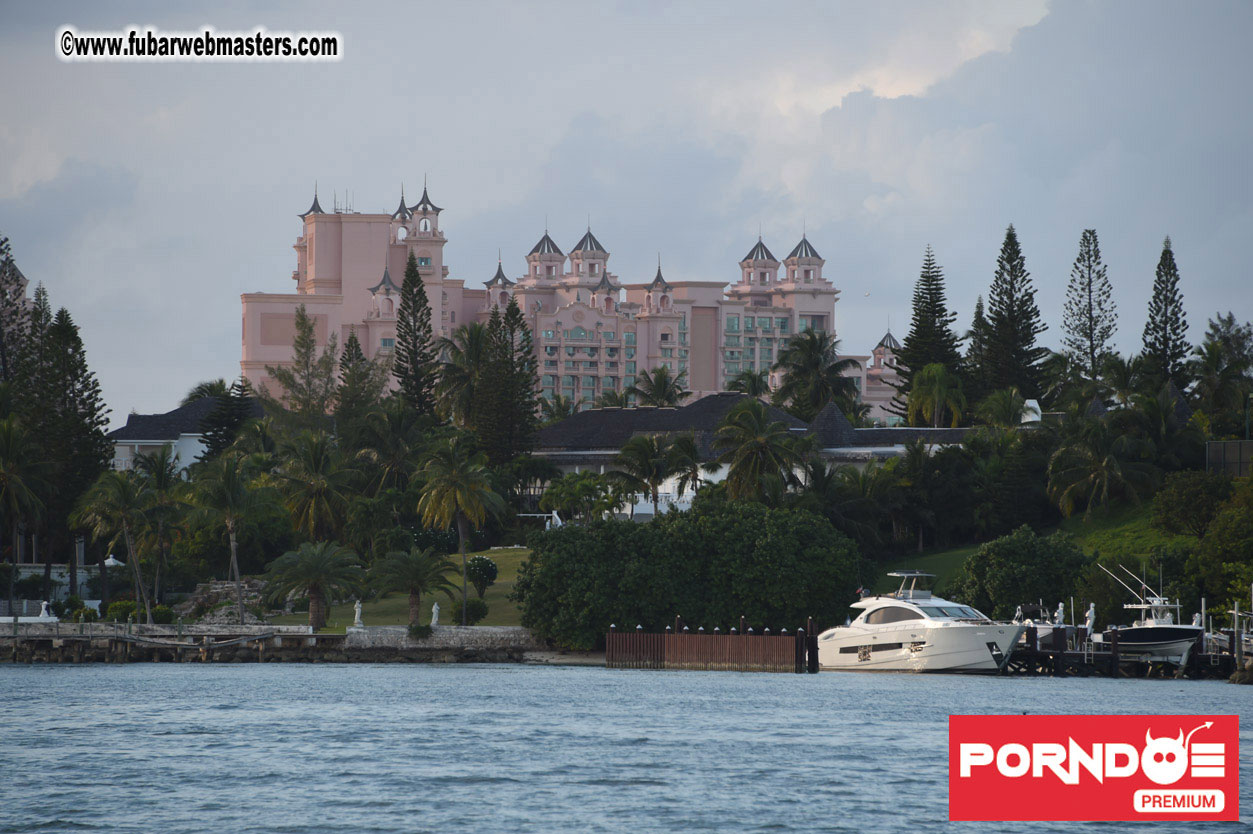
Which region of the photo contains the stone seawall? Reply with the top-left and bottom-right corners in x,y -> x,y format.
344,625 -> 545,651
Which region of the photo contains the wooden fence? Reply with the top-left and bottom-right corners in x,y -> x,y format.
606,630 -> 809,673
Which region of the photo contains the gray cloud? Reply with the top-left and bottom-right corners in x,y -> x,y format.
0,0 -> 1248,423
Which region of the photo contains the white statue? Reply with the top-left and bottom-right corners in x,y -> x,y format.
430,601 -> 440,627
1085,603 -> 1096,633
1055,602 -> 1066,625
39,601 -> 52,619
1013,605 -> 1024,623
353,600 -> 363,628
1192,612 -> 1202,627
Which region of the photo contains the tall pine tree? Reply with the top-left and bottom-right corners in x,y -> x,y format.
393,252 -> 437,415
502,297 -> 540,458
986,225 -> 1047,397
261,303 -> 337,432
476,306 -> 512,464
964,295 -> 992,404
0,234 -> 29,385
43,307 -> 111,561
1061,229 -> 1117,379
1141,236 -> 1190,387
892,246 -> 962,420
335,329 -> 388,452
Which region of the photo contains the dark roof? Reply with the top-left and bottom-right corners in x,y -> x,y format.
876,330 -> 901,351
787,236 -> 822,259
571,229 -> 607,254
809,401 -> 856,446
742,238 -> 777,263
409,184 -> 442,215
529,232 -> 564,256
535,392 -> 807,456
298,191 -> 325,219
390,192 -> 411,220
848,426 -> 974,446
368,265 -> 400,294
647,266 -> 671,292
108,397 -> 264,442
485,262 -> 515,287
592,271 -> 617,293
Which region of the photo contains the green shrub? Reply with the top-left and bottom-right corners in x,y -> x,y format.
75,605 -> 99,623
106,600 -> 138,622
151,605 -> 175,625
291,596 -> 310,613
514,500 -> 864,649
451,598 -> 489,626
466,555 -> 498,598
407,623 -> 433,640
949,526 -> 1089,619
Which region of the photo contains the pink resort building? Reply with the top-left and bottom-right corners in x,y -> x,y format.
240,188 -> 903,424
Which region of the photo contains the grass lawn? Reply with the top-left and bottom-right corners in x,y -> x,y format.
872,505 -> 1180,597
269,547 -> 532,633
875,544 -> 978,595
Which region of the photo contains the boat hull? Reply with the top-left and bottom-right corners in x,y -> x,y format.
817,623 -> 1025,673
1094,625 -> 1203,662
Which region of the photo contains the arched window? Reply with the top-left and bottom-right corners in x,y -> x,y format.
419,218 -> 431,232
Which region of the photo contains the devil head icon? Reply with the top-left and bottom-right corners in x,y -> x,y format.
1140,728 -> 1188,785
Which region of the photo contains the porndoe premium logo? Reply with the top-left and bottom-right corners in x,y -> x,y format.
949,715 -> 1239,821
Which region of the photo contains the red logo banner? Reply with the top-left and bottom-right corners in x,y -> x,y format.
949,714 -> 1239,821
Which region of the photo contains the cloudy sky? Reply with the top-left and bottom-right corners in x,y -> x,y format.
2,1 -> 1250,425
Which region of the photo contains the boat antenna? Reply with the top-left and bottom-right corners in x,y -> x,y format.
1098,564 -> 1146,604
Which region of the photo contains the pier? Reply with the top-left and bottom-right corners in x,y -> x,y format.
1001,626 -> 1237,679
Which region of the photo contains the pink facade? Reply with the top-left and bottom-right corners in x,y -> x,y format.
241,188 -> 902,423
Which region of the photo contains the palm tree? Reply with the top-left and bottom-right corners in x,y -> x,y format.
372,546 -> 458,628
712,399 -> 802,502
75,471 -> 154,624
728,368 -> 770,398
134,446 -> 188,604
975,386 -> 1027,428
357,396 -> 424,495
181,378 -> 229,406
594,390 -> 630,408
0,418 -> 46,618
230,416 -> 278,473
610,434 -> 674,517
1100,353 -> 1147,408
1190,339 -> 1250,431
667,433 -> 715,499
264,541 -> 364,630
540,394 -> 583,426
193,454 -> 270,624
435,322 -> 492,426
626,366 -> 690,407
1047,420 -> 1157,519
416,435 -> 505,625
275,431 -> 356,542
772,330 -> 859,421
908,363 -> 966,427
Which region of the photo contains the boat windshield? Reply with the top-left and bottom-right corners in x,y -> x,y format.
917,605 -> 985,620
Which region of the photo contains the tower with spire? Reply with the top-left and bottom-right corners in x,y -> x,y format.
569,227 -> 609,282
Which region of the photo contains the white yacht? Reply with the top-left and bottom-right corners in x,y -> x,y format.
816,571 -> 1025,673
1090,565 -> 1203,663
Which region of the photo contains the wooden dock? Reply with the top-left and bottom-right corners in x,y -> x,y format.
606,619 -> 819,673
1003,626 -> 1237,679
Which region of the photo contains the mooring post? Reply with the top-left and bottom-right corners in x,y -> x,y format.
1236,601 -> 1244,669
795,628 -> 805,673
807,631 -> 819,673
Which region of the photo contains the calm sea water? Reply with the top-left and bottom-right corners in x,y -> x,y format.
0,664 -> 1247,832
